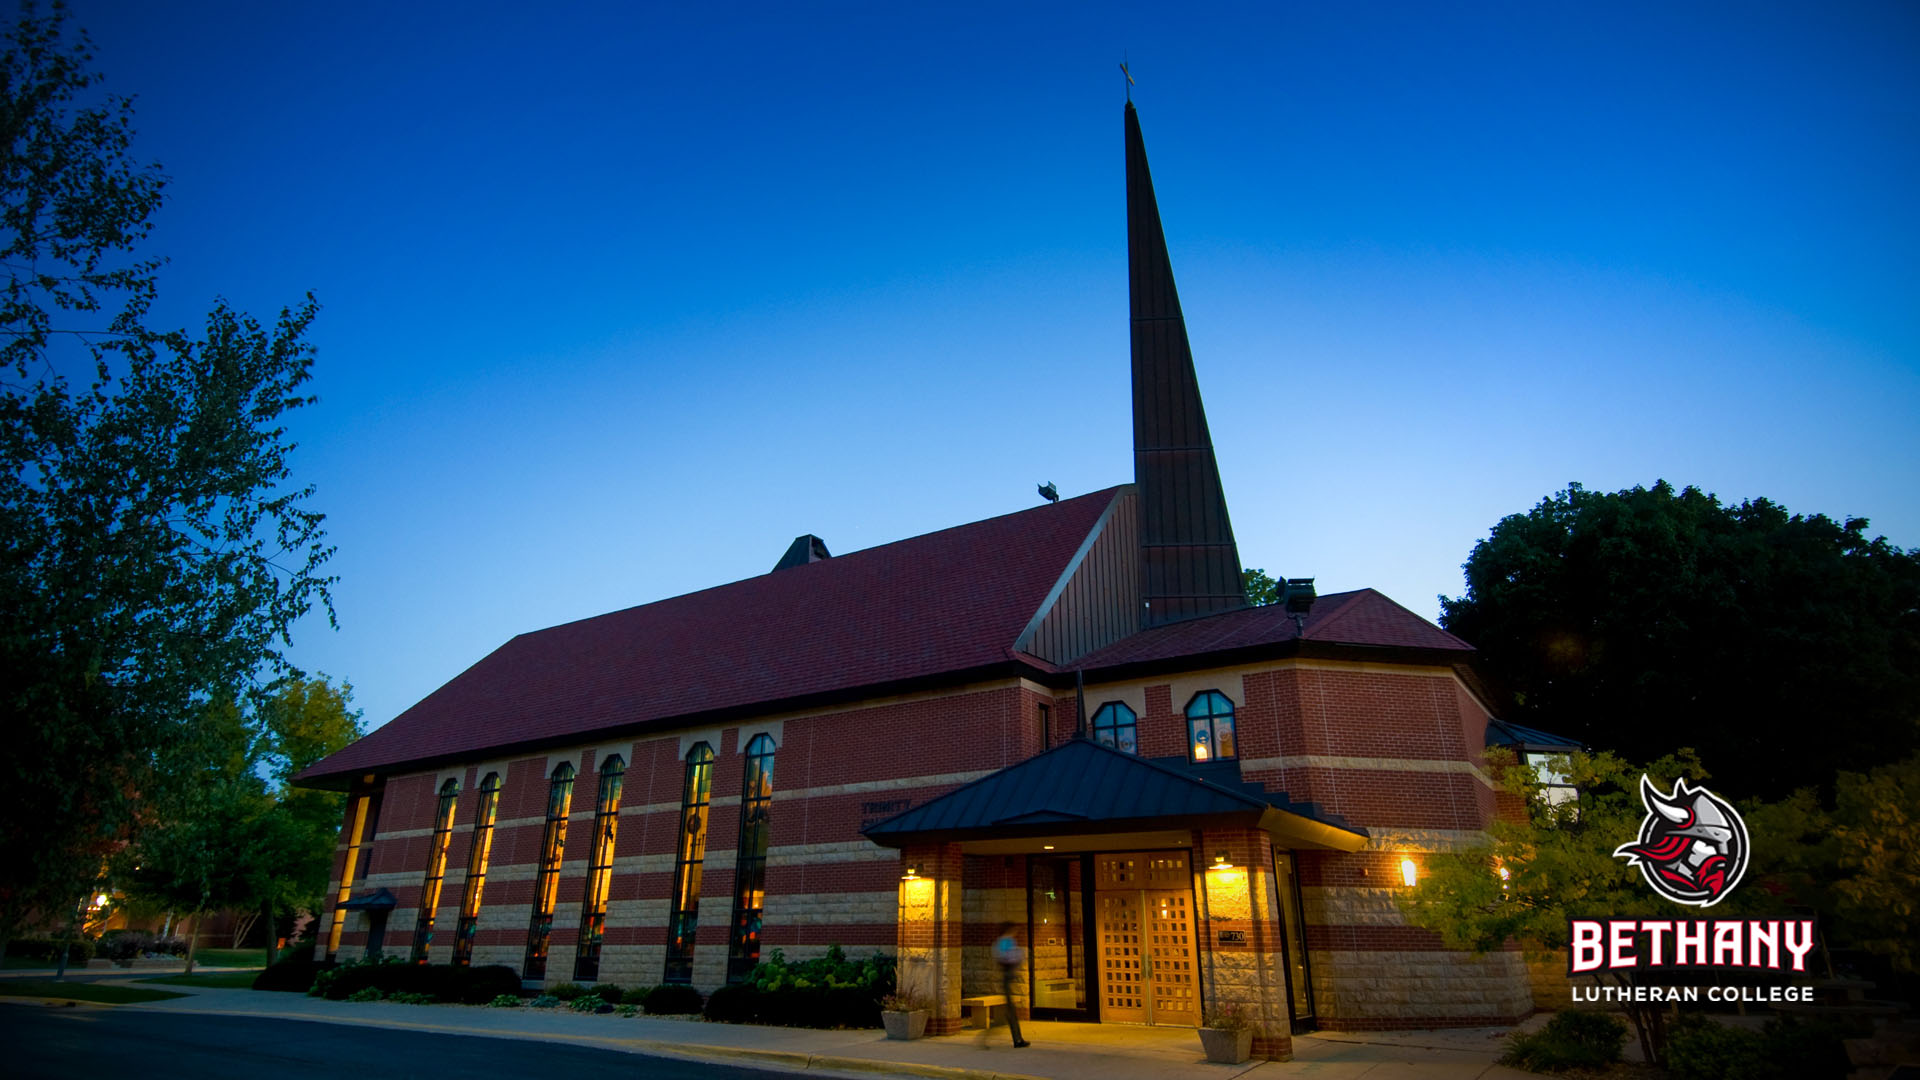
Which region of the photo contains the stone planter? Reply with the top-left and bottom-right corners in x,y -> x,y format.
1198,1026 -> 1253,1064
882,1009 -> 929,1041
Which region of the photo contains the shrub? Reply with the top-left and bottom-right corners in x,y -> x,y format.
1666,1015 -> 1766,1080
253,955 -> 323,993
529,994 -> 562,1009
1499,1010 -> 1627,1072
345,987 -> 383,1002
549,982 -> 589,1002
1665,1015 -> 1851,1080
460,966 -> 523,1005
726,945 -> 891,1029
8,937 -> 98,964
621,985 -> 655,1006
1756,1017 -> 1852,1079
389,991 -> 437,1005
643,984 -> 704,1015
488,993 -> 522,1008
615,1004 -> 638,1018
589,984 -> 623,1006
314,958 -> 521,1004
568,994 -> 607,1013
1202,1003 -> 1251,1033
704,983 -> 760,1024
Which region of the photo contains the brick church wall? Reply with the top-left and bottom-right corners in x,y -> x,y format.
318,658 -> 1532,1030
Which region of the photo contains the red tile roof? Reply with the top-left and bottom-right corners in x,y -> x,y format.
1070,587 -> 1472,671
299,490 -> 1475,786
300,487 -> 1123,785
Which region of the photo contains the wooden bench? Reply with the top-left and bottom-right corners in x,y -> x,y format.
960,994 -> 1009,1029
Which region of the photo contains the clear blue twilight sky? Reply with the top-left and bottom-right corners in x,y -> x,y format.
68,1 -> 1920,734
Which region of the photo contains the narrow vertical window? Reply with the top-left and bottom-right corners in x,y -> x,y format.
452,773 -> 501,967
663,743 -> 713,985
1091,702 -> 1138,754
326,794 -> 373,960
410,778 -> 461,962
573,755 -> 625,981
1036,703 -> 1051,752
725,734 -> 776,983
1185,691 -> 1237,762
523,762 -> 575,980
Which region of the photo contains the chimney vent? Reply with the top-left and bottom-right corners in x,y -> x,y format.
772,534 -> 831,572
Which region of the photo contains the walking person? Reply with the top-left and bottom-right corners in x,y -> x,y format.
992,922 -> 1030,1048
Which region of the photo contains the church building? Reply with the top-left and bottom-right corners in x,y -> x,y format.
298,103 -> 1535,1060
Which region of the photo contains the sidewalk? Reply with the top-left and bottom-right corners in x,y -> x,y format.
63,985 -> 1542,1080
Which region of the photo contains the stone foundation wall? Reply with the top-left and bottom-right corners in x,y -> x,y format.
1310,948 -> 1532,1027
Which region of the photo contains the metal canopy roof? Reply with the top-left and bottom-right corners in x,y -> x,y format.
1486,718 -> 1584,751
862,737 -> 1368,852
338,888 -> 397,910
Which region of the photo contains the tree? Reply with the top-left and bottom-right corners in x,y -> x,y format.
254,676 -> 362,966
1241,567 -> 1278,606
1830,754 -> 1920,974
0,3 -> 333,947
1440,481 -> 1920,799
115,676 -> 360,971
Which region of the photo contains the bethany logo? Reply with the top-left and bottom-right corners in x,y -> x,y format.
1613,776 -> 1750,907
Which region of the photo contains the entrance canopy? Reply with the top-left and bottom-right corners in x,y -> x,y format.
338,888 -> 397,911
862,737 -> 1368,853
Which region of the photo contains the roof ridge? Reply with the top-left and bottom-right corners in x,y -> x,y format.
1311,586 -> 1470,648
1299,588 -> 1372,637
513,484 -> 1128,640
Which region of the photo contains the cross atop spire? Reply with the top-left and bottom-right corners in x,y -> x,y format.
1126,102 -> 1248,628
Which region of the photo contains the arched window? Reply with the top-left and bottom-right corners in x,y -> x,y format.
726,734 -> 776,983
523,762 -> 575,980
1091,702 -> 1138,755
410,778 -> 460,962
1185,691 -> 1237,762
573,755 -> 625,981
452,772 -> 501,967
663,743 -> 714,985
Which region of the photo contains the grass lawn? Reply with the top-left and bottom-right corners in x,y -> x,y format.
0,979 -> 186,1004
189,948 -> 280,969
138,970 -> 260,989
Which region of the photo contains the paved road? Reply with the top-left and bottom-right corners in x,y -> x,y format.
4,1003 -> 792,1079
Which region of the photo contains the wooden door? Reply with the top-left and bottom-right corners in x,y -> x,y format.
1144,890 -> 1199,1026
1094,852 -> 1201,1026
1096,890 -> 1147,1022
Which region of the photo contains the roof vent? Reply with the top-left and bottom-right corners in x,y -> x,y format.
772,534 -> 831,572
1282,577 -> 1316,632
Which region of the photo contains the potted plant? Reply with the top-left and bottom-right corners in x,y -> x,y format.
1199,1004 -> 1254,1064
880,991 -> 930,1040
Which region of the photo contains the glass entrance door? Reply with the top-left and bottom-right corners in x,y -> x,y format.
1027,856 -> 1087,1017
1273,848 -> 1316,1032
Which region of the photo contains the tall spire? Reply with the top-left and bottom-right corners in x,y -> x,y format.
1126,102 -> 1247,628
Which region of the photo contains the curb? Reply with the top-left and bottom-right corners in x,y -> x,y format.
109,1001 -> 1046,1080
2,996 -> 127,1009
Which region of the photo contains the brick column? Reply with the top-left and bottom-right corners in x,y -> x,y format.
896,842 -> 965,1036
1196,827 -> 1293,1061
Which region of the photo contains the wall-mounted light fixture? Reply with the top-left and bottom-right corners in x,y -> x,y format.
1399,857 -> 1419,888
1042,844 -> 1055,851
901,863 -> 922,881
1211,852 -> 1236,871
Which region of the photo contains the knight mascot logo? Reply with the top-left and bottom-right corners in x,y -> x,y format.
1613,776 -> 1750,907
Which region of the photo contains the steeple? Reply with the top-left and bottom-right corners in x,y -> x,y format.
1126,102 -> 1247,628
